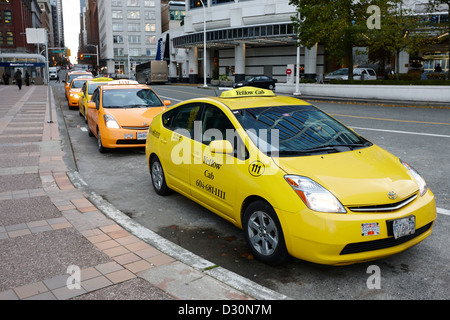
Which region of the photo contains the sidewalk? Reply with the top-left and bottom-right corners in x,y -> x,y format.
0,85 -> 287,300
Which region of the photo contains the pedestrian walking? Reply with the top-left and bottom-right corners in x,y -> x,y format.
2,72 -> 9,85
14,69 -> 22,90
25,71 -> 30,86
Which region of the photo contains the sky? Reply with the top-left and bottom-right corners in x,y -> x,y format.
62,0 -> 80,64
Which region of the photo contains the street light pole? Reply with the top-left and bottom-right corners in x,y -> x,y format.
294,11 -> 301,96
200,0 -> 207,88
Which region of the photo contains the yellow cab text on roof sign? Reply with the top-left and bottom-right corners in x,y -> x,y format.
220,87 -> 276,99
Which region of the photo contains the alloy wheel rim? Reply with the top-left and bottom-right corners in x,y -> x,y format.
152,162 -> 163,190
247,210 -> 278,256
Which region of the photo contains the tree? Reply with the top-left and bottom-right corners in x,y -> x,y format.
290,0 -> 436,79
363,1 -> 436,78
289,0 -> 370,80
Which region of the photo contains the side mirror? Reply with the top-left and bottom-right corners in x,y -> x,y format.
209,140 -> 233,154
87,102 -> 96,109
163,100 -> 171,107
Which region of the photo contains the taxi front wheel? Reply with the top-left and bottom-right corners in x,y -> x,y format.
150,156 -> 170,196
243,200 -> 289,266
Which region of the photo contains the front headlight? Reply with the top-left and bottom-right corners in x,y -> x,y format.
103,114 -> 120,129
285,175 -> 346,213
401,160 -> 428,196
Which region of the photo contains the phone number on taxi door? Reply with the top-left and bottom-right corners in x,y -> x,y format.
196,179 -> 226,200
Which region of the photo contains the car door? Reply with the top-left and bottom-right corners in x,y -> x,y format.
158,102 -> 202,194
87,88 -> 101,136
189,103 -> 248,221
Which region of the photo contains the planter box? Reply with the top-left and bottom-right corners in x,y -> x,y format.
210,79 -> 220,86
219,80 -> 234,87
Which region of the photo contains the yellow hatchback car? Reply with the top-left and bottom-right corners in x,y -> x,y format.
67,77 -> 92,109
145,87 -> 436,266
64,71 -> 93,100
78,77 -> 113,121
86,80 -> 170,153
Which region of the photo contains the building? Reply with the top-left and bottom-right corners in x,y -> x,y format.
168,0 -> 322,84
167,0 -> 448,85
0,0 -> 47,84
97,0 -> 163,77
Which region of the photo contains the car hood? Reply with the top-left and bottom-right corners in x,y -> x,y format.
275,145 -> 418,206
105,107 -> 166,126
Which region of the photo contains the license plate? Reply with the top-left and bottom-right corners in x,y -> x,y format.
137,131 -> 148,140
361,222 -> 380,236
392,216 -> 415,239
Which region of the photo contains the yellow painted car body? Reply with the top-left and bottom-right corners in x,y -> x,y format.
86,81 -> 170,152
78,77 -> 113,120
145,87 -> 436,265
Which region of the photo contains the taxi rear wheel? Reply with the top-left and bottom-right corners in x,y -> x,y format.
150,156 -> 170,196
243,200 -> 289,266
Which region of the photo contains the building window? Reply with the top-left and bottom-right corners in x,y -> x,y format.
115,61 -> 125,74
145,23 -> 156,32
170,9 -> 185,21
145,35 -> 156,44
128,35 -> 141,43
112,0 -> 122,6
112,10 -> 123,19
0,32 -> 3,45
144,11 -> 155,20
113,23 -> 124,31
113,35 -> 124,43
114,48 -> 124,56
127,0 -> 139,6
144,0 -> 155,7
6,31 -> 13,46
4,10 -> 12,24
128,23 -> 140,32
127,10 -> 140,19
129,48 -> 140,56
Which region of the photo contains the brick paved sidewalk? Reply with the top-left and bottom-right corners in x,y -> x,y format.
0,85 -> 257,300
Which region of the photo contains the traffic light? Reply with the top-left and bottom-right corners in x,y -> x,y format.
80,54 -> 84,61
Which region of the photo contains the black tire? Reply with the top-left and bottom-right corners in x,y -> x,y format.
150,156 -> 171,196
97,129 -> 108,153
243,200 -> 289,266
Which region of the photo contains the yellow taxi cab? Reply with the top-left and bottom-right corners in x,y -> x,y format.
64,71 -> 93,100
78,77 -> 113,121
86,80 -> 170,153
145,87 -> 436,266
67,77 -> 92,109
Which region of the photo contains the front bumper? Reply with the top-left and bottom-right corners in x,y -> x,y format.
276,190 -> 436,265
101,127 -> 149,149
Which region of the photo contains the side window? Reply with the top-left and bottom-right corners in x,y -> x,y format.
162,103 -> 201,138
81,83 -> 87,95
91,89 -> 100,108
201,104 -> 248,160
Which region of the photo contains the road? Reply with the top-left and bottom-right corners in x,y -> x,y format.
53,77 -> 450,299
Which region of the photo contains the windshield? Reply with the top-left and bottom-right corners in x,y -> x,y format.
102,88 -> 163,108
330,69 -> 348,76
71,80 -> 86,88
88,82 -> 109,95
233,105 -> 371,156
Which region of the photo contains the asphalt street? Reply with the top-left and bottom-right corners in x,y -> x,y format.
54,78 -> 450,300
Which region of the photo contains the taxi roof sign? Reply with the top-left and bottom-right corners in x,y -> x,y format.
220,87 -> 275,99
108,80 -> 139,85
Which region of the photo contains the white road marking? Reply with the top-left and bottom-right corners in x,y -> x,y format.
351,126 -> 450,138
437,207 -> 450,216
80,127 -> 87,132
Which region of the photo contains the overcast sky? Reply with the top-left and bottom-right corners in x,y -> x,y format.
62,0 -> 80,63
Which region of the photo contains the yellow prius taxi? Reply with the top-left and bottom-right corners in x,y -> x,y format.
64,71 -> 93,100
145,87 -> 436,266
78,77 -> 113,121
86,80 -> 170,153
67,77 -> 92,109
